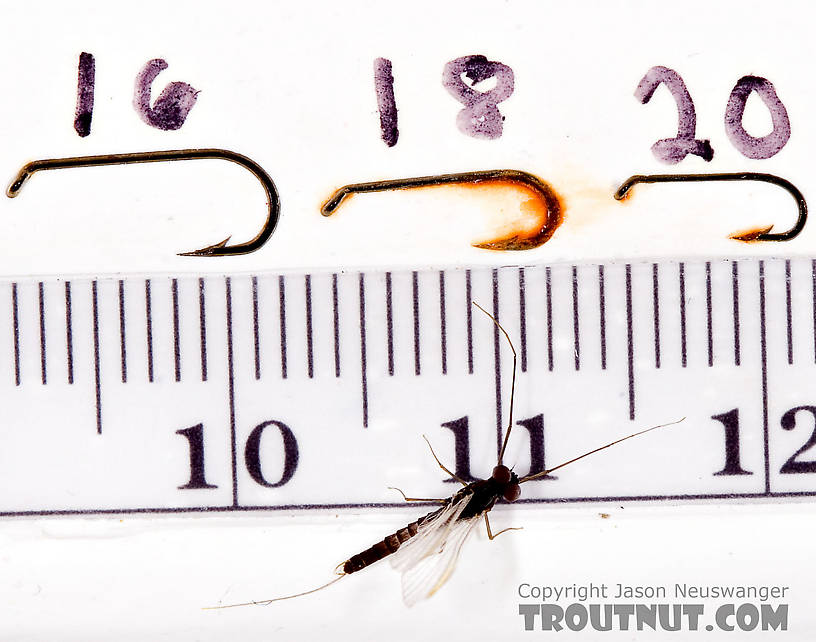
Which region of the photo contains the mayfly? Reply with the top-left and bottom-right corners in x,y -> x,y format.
208,303 -> 683,609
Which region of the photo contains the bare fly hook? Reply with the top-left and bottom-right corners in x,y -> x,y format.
6,148 -> 280,256
614,172 -> 807,242
321,169 -> 563,250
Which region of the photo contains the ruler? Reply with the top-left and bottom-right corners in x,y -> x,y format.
2,257 -> 816,517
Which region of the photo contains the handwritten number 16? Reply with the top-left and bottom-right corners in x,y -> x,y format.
74,53 -> 198,137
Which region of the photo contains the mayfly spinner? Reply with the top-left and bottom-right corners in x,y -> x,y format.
208,303 -> 683,609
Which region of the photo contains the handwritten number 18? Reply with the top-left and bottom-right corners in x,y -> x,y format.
374,54 -> 515,146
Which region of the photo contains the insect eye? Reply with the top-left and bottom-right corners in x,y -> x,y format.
492,465 -> 512,484
503,483 -> 521,502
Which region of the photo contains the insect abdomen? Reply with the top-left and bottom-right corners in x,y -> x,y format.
342,520 -> 421,574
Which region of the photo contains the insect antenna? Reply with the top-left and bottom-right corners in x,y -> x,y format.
471,301 -> 516,466
518,417 -> 685,483
203,574 -> 346,610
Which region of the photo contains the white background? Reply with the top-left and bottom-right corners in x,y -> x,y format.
1,0 -> 815,639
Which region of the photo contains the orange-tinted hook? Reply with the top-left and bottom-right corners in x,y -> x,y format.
321,169 -> 563,250
7,148 -> 280,256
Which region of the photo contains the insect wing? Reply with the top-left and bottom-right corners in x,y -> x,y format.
390,493 -> 481,606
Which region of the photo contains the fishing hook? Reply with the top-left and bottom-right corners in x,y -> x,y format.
614,172 -> 807,242
6,148 -> 280,256
321,169 -> 563,250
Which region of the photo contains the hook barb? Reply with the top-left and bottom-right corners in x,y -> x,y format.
614,172 -> 807,242
7,148 -> 280,256
321,169 -> 563,250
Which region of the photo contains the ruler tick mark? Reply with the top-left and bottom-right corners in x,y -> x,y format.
225,277 -> 238,507
305,275 -> 314,379
732,261 -> 741,366
812,260 -> 816,364
599,265 -> 607,370
11,283 -> 19,386
652,263 -> 660,369
545,266 -> 553,372
678,263 -> 687,368
279,276 -> 288,379
252,276 -> 260,380
199,278 -> 208,382
786,259 -> 793,365
412,271 -> 421,376
332,273 -> 340,378
119,280 -> 127,383
65,282 -> 73,384
492,269 -> 503,458
92,281 -> 101,434
519,268 -> 528,373
626,264 -> 635,421
359,273 -> 369,428
572,265 -> 580,371
706,262 -> 713,368
758,261 -> 770,495
38,281 -> 46,385
145,279 -> 154,383
465,269 -> 473,374
172,278 -> 181,382
439,271 -> 447,375
385,272 -> 394,376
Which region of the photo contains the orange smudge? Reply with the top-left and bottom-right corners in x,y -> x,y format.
456,178 -> 564,250
730,225 -> 774,242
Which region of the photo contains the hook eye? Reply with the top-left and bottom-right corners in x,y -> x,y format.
614,173 -> 807,242
321,169 -> 563,250
7,148 -> 280,256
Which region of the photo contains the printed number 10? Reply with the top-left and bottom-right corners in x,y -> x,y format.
175,420 -> 299,490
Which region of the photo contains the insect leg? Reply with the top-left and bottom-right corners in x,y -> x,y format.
484,512 -> 523,540
422,434 -> 468,486
388,486 -> 446,503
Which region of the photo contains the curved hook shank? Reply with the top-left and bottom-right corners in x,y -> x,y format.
7,148 -> 279,256
321,169 -> 563,251
614,172 -> 807,242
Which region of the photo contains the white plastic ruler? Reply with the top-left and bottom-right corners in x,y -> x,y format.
3,258 -> 815,516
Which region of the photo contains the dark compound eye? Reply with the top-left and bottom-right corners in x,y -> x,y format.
503,483 -> 521,502
492,465 -> 512,484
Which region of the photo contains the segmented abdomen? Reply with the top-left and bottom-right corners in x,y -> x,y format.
342,507 -> 441,574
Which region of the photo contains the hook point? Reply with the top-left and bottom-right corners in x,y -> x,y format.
178,236 -> 232,257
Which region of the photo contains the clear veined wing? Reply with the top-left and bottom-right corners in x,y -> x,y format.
390,493 -> 469,574
390,492 -> 482,606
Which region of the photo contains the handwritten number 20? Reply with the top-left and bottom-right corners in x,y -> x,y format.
637,65 -> 790,163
